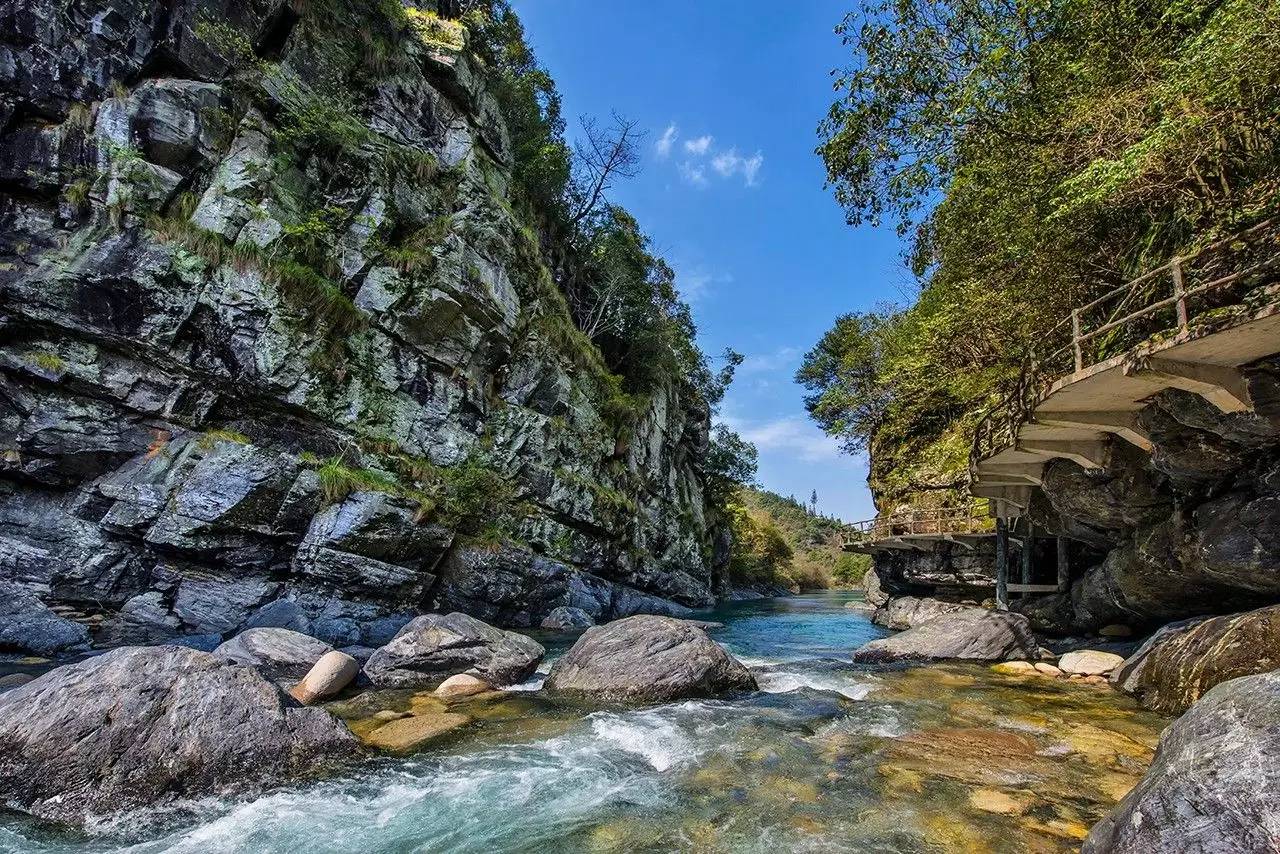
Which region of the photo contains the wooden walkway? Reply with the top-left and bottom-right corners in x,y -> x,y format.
842,219 -> 1280,609
970,219 -> 1280,513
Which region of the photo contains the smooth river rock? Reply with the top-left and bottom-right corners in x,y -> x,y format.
1113,604 -> 1280,714
1083,670 -> 1280,853
0,646 -> 358,826
852,609 -> 1040,664
289,650 -> 359,705
1057,650 -> 1125,677
214,627 -> 335,678
434,673 -> 491,697
545,614 -> 757,702
363,612 -> 544,688
540,605 -> 594,630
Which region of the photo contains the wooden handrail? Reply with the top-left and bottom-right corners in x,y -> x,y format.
843,501 -> 993,545
969,218 -> 1280,476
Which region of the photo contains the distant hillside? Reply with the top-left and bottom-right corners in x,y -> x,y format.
726,488 -> 869,591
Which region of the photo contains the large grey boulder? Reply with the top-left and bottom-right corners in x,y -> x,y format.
541,606 -> 594,630
0,584 -> 90,656
1112,605 -> 1280,714
0,646 -> 357,827
213,628 -> 334,678
1084,671 -> 1280,853
862,566 -> 889,608
852,609 -> 1039,664
363,612 -> 544,688
545,615 -> 757,702
872,596 -> 980,630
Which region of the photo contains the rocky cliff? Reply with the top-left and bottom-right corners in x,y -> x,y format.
868,359 -> 1280,635
0,0 -> 726,653
1027,370 -> 1280,633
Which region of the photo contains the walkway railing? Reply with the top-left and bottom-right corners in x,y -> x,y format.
971,219 -> 1280,468
842,501 -> 993,548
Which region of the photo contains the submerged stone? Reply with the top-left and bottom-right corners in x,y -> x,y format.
361,711 -> 471,752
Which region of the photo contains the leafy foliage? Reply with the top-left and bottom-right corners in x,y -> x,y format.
726,488 -> 865,590
810,0 -> 1280,508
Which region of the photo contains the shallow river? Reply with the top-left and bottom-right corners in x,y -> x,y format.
0,592 -> 1168,853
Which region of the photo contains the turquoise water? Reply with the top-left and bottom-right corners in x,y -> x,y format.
0,592 -> 1166,853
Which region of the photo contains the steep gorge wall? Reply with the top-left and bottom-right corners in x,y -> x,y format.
0,0 -> 723,650
1026,363 -> 1280,633
867,359 -> 1280,632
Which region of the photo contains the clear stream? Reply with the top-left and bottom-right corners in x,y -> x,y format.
0,592 -> 1168,853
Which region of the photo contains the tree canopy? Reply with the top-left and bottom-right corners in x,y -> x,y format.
805,0 -> 1280,509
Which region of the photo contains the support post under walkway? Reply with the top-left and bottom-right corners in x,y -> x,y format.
995,516 -> 1009,610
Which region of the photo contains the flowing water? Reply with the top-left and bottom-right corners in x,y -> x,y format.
0,592 -> 1169,853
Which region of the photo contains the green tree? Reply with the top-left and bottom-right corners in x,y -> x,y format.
811,0 -> 1280,507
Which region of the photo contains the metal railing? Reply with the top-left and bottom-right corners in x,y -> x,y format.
842,501 -> 993,547
971,219 -> 1280,470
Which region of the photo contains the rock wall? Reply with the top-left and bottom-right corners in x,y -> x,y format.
0,0 -> 723,652
1030,361 -> 1280,632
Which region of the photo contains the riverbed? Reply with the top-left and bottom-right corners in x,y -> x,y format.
0,592 -> 1168,853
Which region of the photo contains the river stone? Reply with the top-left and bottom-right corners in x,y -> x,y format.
991,660 -> 1038,676
363,612 -> 544,688
0,646 -> 358,826
540,606 -> 594,630
289,650 -> 359,705
1114,604 -> 1280,714
862,567 -> 890,608
1083,671 -> 1280,853
361,712 -> 470,752
0,584 -> 90,656
434,673 -> 491,697
852,609 -> 1040,664
872,596 -> 981,631
544,614 -> 757,702
1058,650 -> 1125,677
214,628 -> 334,678
0,674 -> 33,692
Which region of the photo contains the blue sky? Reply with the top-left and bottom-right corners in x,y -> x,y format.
513,0 -> 907,522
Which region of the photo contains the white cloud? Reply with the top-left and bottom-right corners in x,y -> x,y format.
684,134 -> 713,155
738,346 -> 800,375
720,415 -> 848,464
676,265 -> 732,302
678,160 -> 708,188
655,123 -> 677,158
711,148 -> 765,187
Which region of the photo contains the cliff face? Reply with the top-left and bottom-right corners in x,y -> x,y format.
0,0 -> 723,650
868,360 -> 1280,631
1026,367 -> 1280,633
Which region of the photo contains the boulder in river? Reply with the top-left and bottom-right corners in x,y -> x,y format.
872,596 -> 981,630
852,609 -> 1040,664
862,567 -> 890,608
1083,670 -> 1280,853
1112,604 -> 1280,714
0,583 -> 90,656
289,650 -> 359,705
363,612 -> 544,688
435,673 -> 491,697
214,627 -> 334,678
544,614 -> 757,702
0,646 -> 358,826
540,606 -> 594,630
1057,649 -> 1125,677
361,712 -> 471,753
